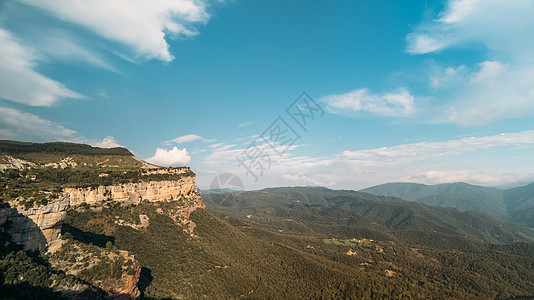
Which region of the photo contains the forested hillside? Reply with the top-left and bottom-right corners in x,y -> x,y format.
362,182 -> 534,228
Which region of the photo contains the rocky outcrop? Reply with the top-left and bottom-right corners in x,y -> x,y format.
0,155 -> 37,171
1,196 -> 69,252
164,195 -> 205,236
108,267 -> 142,300
0,175 -> 199,253
65,177 -> 196,207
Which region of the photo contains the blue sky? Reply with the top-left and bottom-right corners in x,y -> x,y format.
2,0 -> 534,190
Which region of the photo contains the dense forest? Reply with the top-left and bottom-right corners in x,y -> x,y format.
0,140 -> 132,156
2,142 -> 534,298
3,193 -> 534,298
49,201 -> 534,298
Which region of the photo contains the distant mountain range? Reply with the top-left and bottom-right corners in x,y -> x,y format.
2,140 -> 534,298
361,182 -> 534,228
206,186 -> 534,246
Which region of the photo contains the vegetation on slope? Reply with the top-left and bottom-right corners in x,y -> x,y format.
60,197 -> 534,299
362,182 -> 534,228
207,187 -> 534,245
0,167 -> 194,209
0,223 -> 105,299
361,182 -> 506,217
0,140 -> 132,156
0,140 -> 159,170
2,189 -> 534,298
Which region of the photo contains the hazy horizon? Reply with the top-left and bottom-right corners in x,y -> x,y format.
2,0 -> 534,191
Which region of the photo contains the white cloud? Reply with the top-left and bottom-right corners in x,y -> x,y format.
430,65 -> 467,89
444,62 -> 534,126
407,0 -> 534,59
0,106 -> 132,151
0,106 -> 129,150
0,106 -> 77,140
468,61 -> 507,85
202,138 -> 301,167
321,88 -> 415,117
208,142 -> 224,149
238,121 -> 252,128
19,0 -> 210,62
320,2 -> 534,126
197,169 -> 216,174
165,134 -> 215,144
407,0 -> 534,125
283,174 -> 335,187
195,129 -> 534,190
40,32 -> 116,71
146,147 -> 191,166
0,29 -> 84,106
396,170 -> 503,186
340,130 -> 534,165
395,170 -> 534,188
92,136 -> 122,148
203,144 -> 245,166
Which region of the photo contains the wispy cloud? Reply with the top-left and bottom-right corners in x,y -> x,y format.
320,88 -> 415,117
395,170 -> 534,187
196,130 -> 534,190
0,29 -> 84,106
238,121 -> 252,128
406,0 -> 534,59
39,31 -> 116,71
0,106 -> 77,140
283,174 -> 335,187
19,0 -> 210,62
430,65 -> 467,89
407,0 -> 534,125
286,130 -> 534,188
0,106 -> 129,150
203,144 -> 245,166
339,131 -> 534,165
165,134 -> 215,145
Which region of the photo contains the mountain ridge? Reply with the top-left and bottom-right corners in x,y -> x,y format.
206,186 -> 534,245
2,141 -> 534,298
361,181 -> 534,228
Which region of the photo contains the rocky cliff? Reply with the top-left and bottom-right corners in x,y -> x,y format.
0,141 -> 203,298
1,175 -> 198,253
1,196 -> 69,253
65,177 -> 196,207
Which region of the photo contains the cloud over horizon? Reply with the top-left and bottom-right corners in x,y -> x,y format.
92,136 -> 123,148
146,147 -> 191,166
0,106 -> 77,140
195,130 -> 534,190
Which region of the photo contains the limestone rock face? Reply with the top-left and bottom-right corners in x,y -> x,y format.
0,175 -> 199,253
0,155 -> 37,171
65,177 -> 196,207
1,196 -> 70,252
